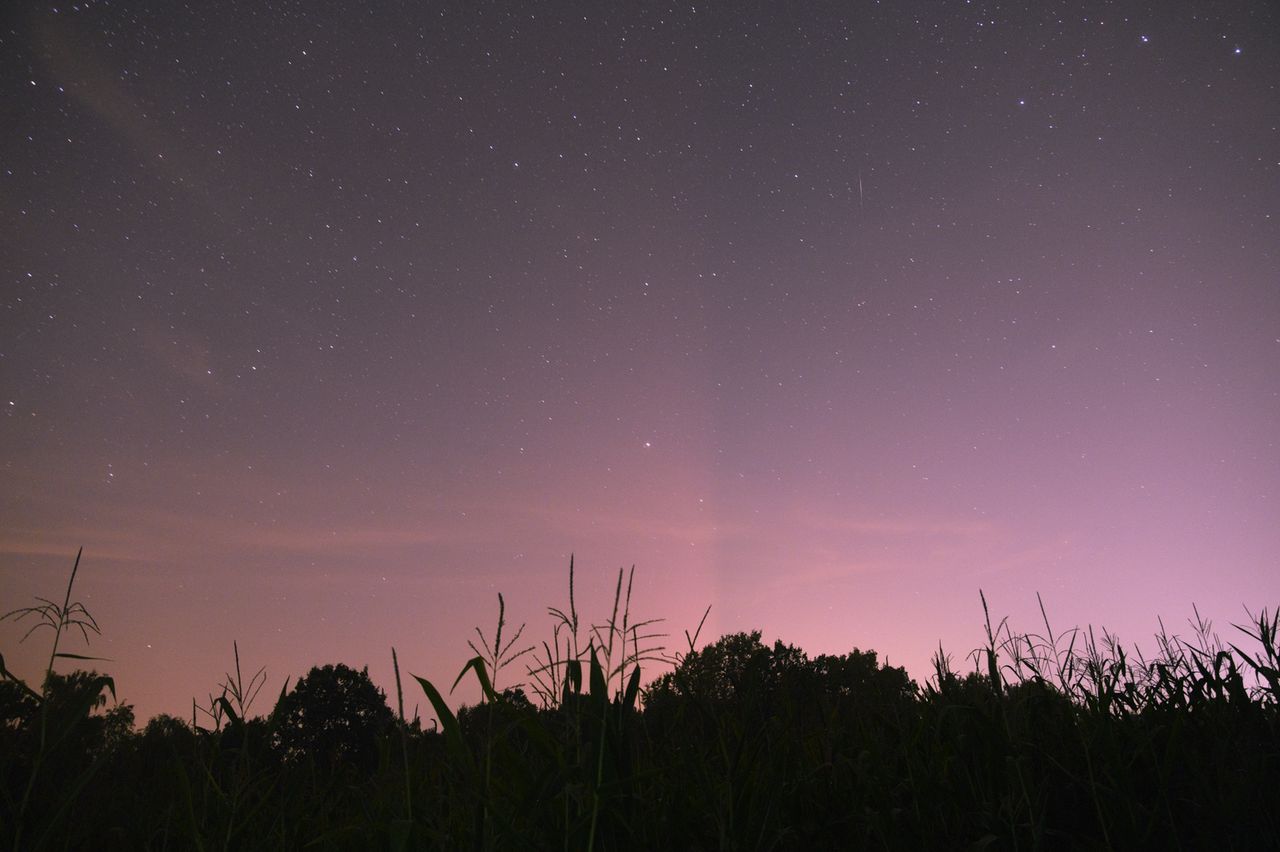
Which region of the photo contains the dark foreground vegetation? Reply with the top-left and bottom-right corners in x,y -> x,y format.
2,552 -> 1278,850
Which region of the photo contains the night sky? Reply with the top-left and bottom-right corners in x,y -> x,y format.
2,1 -> 1277,724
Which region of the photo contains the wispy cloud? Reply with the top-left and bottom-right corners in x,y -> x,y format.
35,13 -> 214,199
787,509 -> 996,540
137,324 -> 229,394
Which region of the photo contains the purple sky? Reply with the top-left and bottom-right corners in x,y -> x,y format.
2,1 -> 1277,724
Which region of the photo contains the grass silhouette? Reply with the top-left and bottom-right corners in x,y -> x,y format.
1,550 -> 1277,849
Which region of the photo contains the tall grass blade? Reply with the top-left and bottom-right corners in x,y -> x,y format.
452,655 -> 499,703
623,665 -> 641,709
413,674 -> 476,780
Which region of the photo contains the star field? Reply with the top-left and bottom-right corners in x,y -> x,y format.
2,1 -> 1278,722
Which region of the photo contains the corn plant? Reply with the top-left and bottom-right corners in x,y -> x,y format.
1,548 -> 117,850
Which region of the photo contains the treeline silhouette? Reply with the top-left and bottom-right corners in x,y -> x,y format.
2,553 -> 1278,850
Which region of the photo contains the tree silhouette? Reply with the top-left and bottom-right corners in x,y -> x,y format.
646,631 -> 807,704
811,648 -> 915,703
272,663 -> 393,773
31,670 -> 135,762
